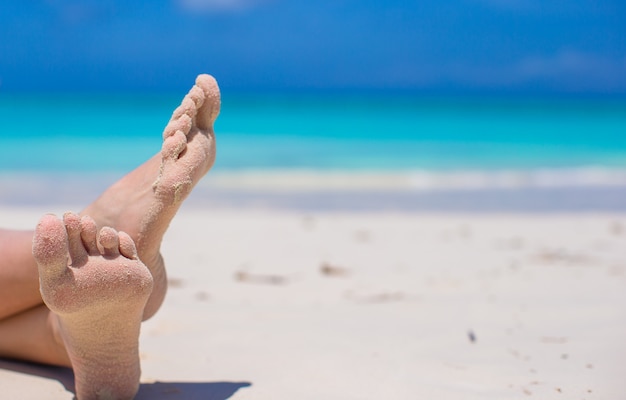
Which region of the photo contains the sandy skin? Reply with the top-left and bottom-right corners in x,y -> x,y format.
0,74 -> 220,322
33,212 -> 153,400
0,74 -> 220,399
81,73 -> 220,320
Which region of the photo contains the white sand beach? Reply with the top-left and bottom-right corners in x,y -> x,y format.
2,0 -> 624,395
0,199 -> 624,399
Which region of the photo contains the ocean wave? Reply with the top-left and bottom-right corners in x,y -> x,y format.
204,167 -> 626,191
2,168 -> 626,211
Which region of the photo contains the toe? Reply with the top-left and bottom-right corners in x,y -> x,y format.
172,97 -> 197,121
161,130 -> 187,160
98,227 -> 120,257
195,74 -> 220,131
163,114 -> 192,140
33,214 -> 69,278
188,85 -> 205,108
118,231 -> 138,260
80,215 -> 99,254
64,212 -> 88,266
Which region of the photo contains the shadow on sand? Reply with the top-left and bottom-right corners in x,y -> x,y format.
0,358 -> 251,400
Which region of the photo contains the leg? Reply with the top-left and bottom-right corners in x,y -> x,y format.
0,230 -> 42,319
5,212 -> 153,400
0,74 -> 219,321
0,305 -> 70,367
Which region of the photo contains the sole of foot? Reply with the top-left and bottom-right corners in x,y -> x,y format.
33,212 -> 153,400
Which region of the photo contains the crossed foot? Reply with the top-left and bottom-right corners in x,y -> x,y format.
32,74 -> 220,400
82,73 -> 219,320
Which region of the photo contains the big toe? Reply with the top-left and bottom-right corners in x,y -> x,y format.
195,74 -> 220,130
33,214 -> 69,278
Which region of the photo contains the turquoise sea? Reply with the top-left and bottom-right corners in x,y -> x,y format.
1,91 -> 626,210
0,91 -> 625,172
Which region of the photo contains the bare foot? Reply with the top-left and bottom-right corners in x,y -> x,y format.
81,74 -> 220,319
33,212 -> 153,400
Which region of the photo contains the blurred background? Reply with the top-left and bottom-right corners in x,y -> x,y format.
1,0 -> 625,93
0,0 -> 625,209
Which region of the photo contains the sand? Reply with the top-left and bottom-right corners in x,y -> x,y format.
0,205 -> 625,399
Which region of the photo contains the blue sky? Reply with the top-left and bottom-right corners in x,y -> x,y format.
0,0 -> 624,93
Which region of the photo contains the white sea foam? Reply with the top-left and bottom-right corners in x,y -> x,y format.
204,166 -> 626,191
2,168 -> 626,211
